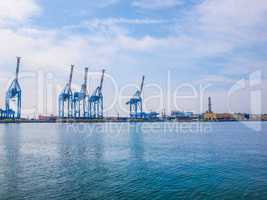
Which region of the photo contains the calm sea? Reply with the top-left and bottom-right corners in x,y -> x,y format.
0,122 -> 267,199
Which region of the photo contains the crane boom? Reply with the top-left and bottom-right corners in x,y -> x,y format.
82,67 -> 89,93
99,69 -> 105,91
139,75 -> 145,96
84,68 -> 89,86
16,57 -> 21,80
68,65 -> 74,87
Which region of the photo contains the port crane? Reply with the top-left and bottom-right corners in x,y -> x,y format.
58,65 -> 74,118
0,109 -> 4,118
4,57 -> 22,119
126,76 -> 145,119
73,67 -> 88,118
88,69 -> 105,118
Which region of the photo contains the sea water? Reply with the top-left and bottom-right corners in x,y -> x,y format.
0,122 -> 267,199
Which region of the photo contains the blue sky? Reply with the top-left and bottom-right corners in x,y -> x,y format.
0,0 -> 266,116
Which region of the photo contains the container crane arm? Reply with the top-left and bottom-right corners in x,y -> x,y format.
81,67 -> 88,93
15,57 -> 21,80
68,65 -> 74,88
139,75 -> 145,97
126,75 -> 145,104
99,69 -> 105,91
84,68 -> 89,88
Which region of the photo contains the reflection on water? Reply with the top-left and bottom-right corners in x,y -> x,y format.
56,124 -> 107,199
129,124 -> 144,160
0,125 -> 20,198
0,122 -> 267,199
1,125 -> 21,199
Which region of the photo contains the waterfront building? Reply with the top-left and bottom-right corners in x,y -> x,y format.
203,97 -> 217,121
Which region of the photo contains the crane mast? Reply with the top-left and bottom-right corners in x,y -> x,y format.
127,75 -> 145,119
1,57 -> 22,119
81,67 -> 88,93
88,69 -> 105,119
99,69 -> 105,92
58,65 -> 75,118
73,67 -> 89,118
15,57 -> 21,80
68,65 -> 74,88
139,75 -> 145,97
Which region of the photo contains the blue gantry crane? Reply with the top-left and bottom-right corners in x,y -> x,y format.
126,76 -> 145,119
73,67 -> 89,118
4,57 -> 22,119
88,69 -> 105,118
0,108 -> 4,119
58,65 -> 74,118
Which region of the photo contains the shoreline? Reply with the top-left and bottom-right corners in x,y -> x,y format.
0,119 -> 266,124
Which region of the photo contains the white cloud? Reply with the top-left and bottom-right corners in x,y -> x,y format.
97,0 -> 120,7
165,0 -> 267,60
194,75 -> 236,86
197,0 -> 267,30
132,0 -> 182,10
0,0 -> 40,26
192,0 -> 267,47
65,17 -> 166,35
0,28 -> 119,73
88,18 -> 166,25
117,35 -> 163,51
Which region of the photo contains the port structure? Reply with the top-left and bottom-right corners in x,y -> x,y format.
204,96 -> 217,121
73,67 -> 89,118
208,96 -> 212,113
1,57 -> 22,119
88,69 -> 105,119
0,109 -> 3,118
58,65 -> 74,118
126,76 -> 145,119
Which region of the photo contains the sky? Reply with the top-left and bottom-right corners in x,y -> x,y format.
0,0 -> 266,117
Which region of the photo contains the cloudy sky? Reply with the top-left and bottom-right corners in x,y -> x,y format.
0,0 -> 266,117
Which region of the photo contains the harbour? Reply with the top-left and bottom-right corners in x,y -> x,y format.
0,0 -> 267,199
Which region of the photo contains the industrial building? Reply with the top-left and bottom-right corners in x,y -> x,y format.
262,115 -> 267,121
171,111 -> 193,118
143,112 -> 160,120
169,111 -> 200,121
